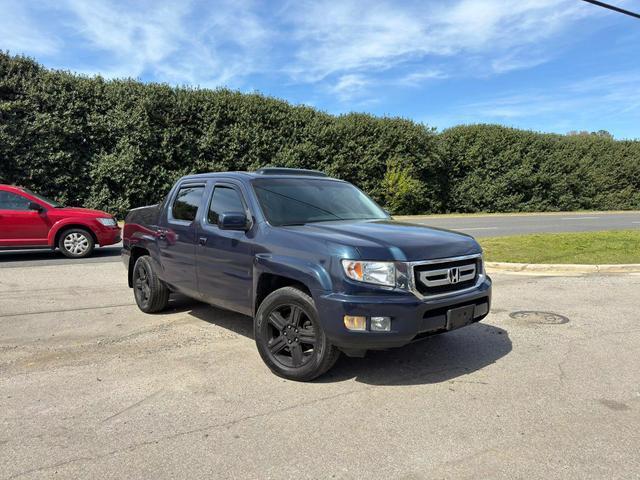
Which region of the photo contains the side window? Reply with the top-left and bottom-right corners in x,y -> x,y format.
208,186 -> 245,225
0,191 -> 30,211
171,186 -> 205,222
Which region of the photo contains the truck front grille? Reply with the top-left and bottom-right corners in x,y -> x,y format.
412,256 -> 482,296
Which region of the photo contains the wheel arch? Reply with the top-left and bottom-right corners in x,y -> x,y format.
253,254 -> 332,315
255,273 -> 311,313
52,224 -> 98,248
128,246 -> 151,288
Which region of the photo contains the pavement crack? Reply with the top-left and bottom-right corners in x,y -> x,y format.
4,386 -> 370,478
448,379 -> 489,385
556,347 -> 571,385
5,456 -> 95,480
101,389 -> 165,423
0,303 -> 135,319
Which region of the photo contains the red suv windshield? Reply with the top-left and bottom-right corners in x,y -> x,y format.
21,188 -> 63,207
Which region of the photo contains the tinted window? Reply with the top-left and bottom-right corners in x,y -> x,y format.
21,188 -> 61,207
208,186 -> 245,224
0,191 -> 31,211
171,186 -> 204,221
252,178 -> 387,226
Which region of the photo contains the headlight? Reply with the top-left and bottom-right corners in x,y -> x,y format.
97,217 -> 117,227
341,260 -> 396,287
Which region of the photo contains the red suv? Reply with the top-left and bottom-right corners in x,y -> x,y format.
0,185 -> 121,258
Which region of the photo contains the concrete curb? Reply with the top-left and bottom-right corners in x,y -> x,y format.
486,262 -> 640,274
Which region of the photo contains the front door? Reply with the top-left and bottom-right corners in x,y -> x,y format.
0,191 -> 50,247
157,183 -> 205,298
197,181 -> 254,316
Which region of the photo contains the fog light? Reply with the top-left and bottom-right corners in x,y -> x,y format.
344,315 -> 366,331
371,316 -> 391,332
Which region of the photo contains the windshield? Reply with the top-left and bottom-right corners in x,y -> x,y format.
22,188 -> 63,207
252,178 -> 388,226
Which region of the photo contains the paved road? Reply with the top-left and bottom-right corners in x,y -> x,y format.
407,211 -> 640,237
1,262 -> 639,479
1,211 -> 638,267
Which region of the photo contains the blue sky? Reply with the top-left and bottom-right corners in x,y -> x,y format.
2,0 -> 640,139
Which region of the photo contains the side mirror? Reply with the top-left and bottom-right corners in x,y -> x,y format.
28,202 -> 44,213
218,212 -> 249,231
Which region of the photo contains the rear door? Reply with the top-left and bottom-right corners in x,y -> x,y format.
157,182 -> 205,297
196,180 -> 254,315
0,190 -> 50,247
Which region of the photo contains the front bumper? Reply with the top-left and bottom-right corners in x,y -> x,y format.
315,277 -> 492,350
95,225 -> 121,247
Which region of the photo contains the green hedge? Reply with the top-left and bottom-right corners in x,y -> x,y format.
441,125 -> 640,212
1,52 -> 638,217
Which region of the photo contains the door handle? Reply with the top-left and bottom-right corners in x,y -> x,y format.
198,237 -> 208,246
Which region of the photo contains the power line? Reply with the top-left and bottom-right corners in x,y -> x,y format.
580,0 -> 640,19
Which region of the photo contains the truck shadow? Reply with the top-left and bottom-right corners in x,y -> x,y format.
318,323 -> 511,386
184,299 -> 255,336
184,300 -> 511,386
0,246 -> 121,264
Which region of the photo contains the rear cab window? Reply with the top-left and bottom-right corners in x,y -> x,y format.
169,185 -> 205,222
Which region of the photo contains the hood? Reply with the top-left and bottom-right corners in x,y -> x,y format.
51,206 -> 112,218
281,220 -> 481,262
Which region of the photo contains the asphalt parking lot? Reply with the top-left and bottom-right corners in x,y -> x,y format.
1,263 -> 639,479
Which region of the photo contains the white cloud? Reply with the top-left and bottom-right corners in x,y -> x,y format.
61,0 -> 185,78
0,1 -> 61,56
59,0 -> 270,86
0,0 -> 603,97
283,0 -> 592,84
445,71 -> 640,137
397,69 -> 448,86
329,74 -> 370,100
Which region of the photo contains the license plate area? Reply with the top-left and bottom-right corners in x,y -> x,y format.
446,305 -> 475,330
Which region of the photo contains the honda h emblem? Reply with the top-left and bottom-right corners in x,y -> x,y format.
447,267 -> 460,284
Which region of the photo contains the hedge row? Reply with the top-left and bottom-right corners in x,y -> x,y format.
1,52 -> 639,217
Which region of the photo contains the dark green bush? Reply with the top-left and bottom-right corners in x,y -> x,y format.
1,52 -> 638,216
440,124 -> 640,213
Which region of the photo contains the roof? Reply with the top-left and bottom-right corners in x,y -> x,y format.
0,184 -> 26,192
179,168 -> 339,183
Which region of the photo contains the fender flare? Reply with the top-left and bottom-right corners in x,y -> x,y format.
124,225 -> 164,286
253,254 -> 333,313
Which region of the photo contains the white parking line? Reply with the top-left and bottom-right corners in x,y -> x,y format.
457,227 -> 499,231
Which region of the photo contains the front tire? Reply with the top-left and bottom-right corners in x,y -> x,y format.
255,286 -> 340,381
132,256 -> 170,313
58,228 -> 95,258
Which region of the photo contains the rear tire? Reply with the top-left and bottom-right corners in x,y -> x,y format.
132,256 -> 170,313
255,286 -> 340,381
58,228 -> 95,258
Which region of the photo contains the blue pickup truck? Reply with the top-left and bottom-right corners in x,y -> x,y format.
122,168 -> 492,380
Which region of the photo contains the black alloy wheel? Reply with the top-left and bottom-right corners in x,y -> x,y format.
134,260 -> 152,306
132,256 -> 170,313
266,304 -> 317,368
255,286 -> 340,381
